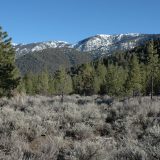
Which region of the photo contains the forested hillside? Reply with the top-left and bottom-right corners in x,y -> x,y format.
19,39 -> 160,97
16,47 -> 93,74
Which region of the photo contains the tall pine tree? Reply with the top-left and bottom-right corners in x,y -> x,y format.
146,40 -> 159,99
126,55 -> 142,96
73,63 -> 95,95
0,26 -> 20,97
54,66 -> 73,96
105,64 -> 126,96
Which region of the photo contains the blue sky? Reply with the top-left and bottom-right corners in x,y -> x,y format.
0,0 -> 160,43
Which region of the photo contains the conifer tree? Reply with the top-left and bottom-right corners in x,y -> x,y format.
146,40 -> 159,99
0,26 -> 20,97
54,67 -> 73,98
126,55 -> 142,96
140,63 -> 148,95
48,75 -> 56,95
23,72 -> 34,94
105,64 -> 126,96
94,62 -> 107,94
37,69 -> 49,94
74,63 -> 95,95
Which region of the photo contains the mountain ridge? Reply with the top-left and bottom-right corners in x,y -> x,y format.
14,33 -> 160,58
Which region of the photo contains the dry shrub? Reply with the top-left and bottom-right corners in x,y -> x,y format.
0,95 -> 159,159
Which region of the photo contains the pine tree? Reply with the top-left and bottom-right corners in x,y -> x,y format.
0,26 -> 20,97
73,63 -> 95,95
126,55 -> 142,96
37,69 -> 49,94
54,67 -> 73,98
23,72 -> 34,94
93,62 -> 107,94
140,63 -> 148,95
146,40 -> 159,99
48,75 -> 56,95
105,64 -> 126,96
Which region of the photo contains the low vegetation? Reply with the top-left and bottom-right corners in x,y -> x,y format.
0,95 -> 159,160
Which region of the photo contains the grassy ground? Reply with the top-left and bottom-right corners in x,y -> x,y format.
0,95 -> 159,160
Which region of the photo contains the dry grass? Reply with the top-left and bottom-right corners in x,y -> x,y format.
0,95 -> 159,160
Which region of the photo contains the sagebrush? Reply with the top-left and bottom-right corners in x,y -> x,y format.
0,95 -> 159,160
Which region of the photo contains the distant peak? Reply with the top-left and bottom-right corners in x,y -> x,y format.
96,34 -> 111,37
117,33 -> 140,36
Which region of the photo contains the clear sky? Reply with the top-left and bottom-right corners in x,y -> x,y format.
0,0 -> 160,43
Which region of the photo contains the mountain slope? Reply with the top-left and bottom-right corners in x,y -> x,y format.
16,47 -> 92,75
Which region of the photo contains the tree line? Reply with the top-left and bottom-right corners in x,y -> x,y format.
19,39 -> 160,98
0,26 -> 160,98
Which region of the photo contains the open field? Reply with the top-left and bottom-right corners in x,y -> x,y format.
0,95 -> 160,160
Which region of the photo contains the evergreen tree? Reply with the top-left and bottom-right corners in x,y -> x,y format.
23,72 -> 34,94
36,69 -> 49,94
48,75 -> 56,95
146,40 -> 159,99
105,64 -> 126,96
93,62 -> 107,94
0,26 -> 20,97
126,55 -> 142,96
73,63 -> 95,95
140,63 -> 148,95
54,67 -> 73,96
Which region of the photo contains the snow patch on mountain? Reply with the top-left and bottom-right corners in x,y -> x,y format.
14,41 -> 71,57
74,33 -> 141,52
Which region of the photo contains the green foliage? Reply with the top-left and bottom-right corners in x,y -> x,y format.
73,63 -> 95,95
146,40 -> 159,96
105,64 -> 127,96
23,72 -> 34,94
125,55 -> 142,95
0,26 -> 20,97
140,63 -> 148,95
146,40 -> 159,76
48,75 -> 55,95
93,62 -> 107,94
54,66 -> 73,95
21,67 -> 73,95
36,69 -> 49,94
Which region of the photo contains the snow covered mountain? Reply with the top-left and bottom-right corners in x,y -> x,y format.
14,33 -> 160,58
74,33 -> 140,51
14,41 -> 71,57
74,33 -> 160,57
